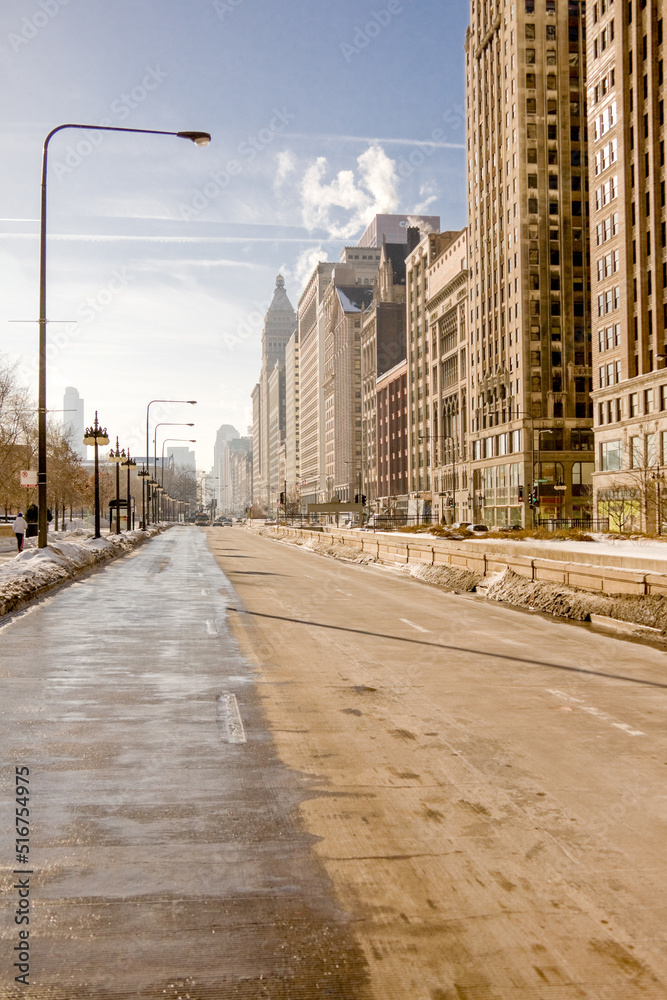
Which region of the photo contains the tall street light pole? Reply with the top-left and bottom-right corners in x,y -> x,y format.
38,124 -> 210,548
83,413 -> 109,539
145,400 -> 197,526
153,423 -> 195,482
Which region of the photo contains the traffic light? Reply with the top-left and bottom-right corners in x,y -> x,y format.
518,485 -> 523,502
354,494 -> 359,503
449,497 -> 455,508
360,494 -> 366,506
279,492 -> 285,505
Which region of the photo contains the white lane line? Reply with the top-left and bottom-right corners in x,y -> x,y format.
205,619 -> 218,636
400,618 -> 430,633
548,689 -> 646,736
201,588 -> 209,596
217,693 -> 247,744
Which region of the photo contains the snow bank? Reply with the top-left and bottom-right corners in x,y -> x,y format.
486,567 -> 667,631
0,527 -> 167,615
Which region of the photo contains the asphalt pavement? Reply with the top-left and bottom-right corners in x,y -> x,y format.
207,525 -> 667,1000
0,526 -> 372,999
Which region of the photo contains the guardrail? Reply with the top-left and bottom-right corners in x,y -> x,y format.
256,525 -> 667,599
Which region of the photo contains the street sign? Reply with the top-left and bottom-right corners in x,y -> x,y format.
20,470 -> 37,487
553,485 -> 567,491
535,478 -> 549,483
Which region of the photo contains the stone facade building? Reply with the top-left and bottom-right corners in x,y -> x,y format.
465,0 -> 594,526
589,0 -> 667,530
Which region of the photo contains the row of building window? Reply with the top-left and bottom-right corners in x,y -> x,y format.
598,386 -> 667,426
592,18 -> 615,59
600,433 -> 666,471
597,285 -> 620,316
594,138 -> 617,175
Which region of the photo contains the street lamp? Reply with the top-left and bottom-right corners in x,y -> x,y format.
83,412 -> 109,539
121,451 -> 137,530
37,124 -> 210,548
108,437 -> 123,534
145,400 -> 197,527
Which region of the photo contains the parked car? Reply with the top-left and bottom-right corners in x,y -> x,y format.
466,523 -> 489,534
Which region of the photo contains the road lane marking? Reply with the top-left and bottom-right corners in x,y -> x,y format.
400,618 -> 430,633
217,693 -> 246,744
201,588 -> 209,596
205,619 -> 218,636
548,689 -> 646,736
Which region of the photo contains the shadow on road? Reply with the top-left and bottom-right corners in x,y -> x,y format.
229,608 -> 667,691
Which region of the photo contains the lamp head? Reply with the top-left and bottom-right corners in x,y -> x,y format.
177,132 -> 211,147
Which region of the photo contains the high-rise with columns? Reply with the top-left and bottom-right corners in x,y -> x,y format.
465,0 -> 594,527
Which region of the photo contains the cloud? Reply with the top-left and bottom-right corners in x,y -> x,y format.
300,144 -> 399,240
274,150 -> 296,192
412,181 -> 439,215
286,245 -> 331,291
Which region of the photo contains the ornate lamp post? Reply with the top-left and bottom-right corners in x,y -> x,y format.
83,413 -> 109,539
121,451 -> 137,530
38,125 -> 210,548
108,437 -> 123,534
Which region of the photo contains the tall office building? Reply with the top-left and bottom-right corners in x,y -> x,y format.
213,424 -> 239,512
63,386 -> 85,461
465,0 -> 594,527
297,263 -> 335,506
284,330 -> 300,494
590,0 -> 667,530
405,230 -> 461,512
251,275 -> 296,509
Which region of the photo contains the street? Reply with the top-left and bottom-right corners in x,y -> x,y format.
0,524 -> 666,999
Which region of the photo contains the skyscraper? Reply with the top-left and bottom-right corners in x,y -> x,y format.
589,0 -> 667,530
63,387 -> 85,461
251,275 -> 296,510
465,0 -> 594,527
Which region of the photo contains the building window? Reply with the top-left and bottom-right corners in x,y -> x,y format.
601,440 -> 622,471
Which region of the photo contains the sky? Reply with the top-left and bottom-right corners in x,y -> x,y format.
0,0 -> 468,470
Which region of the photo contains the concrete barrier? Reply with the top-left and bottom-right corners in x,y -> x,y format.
256,525 -> 667,600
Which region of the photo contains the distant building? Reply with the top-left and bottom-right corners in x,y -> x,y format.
284,330 -> 300,495
167,446 -> 196,472
251,275 -> 297,509
213,424 -> 240,513
63,387 -> 85,461
358,213 -> 441,249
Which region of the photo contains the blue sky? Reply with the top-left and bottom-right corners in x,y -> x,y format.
0,0 -> 468,468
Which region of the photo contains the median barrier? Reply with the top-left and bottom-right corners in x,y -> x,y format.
254,524 -> 667,601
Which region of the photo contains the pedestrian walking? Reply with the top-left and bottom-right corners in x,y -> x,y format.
12,513 -> 28,552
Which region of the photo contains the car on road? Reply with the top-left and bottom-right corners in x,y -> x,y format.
213,518 -> 232,526
466,523 -> 489,535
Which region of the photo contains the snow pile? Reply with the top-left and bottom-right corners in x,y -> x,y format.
485,566 -> 667,630
0,528 -> 165,614
401,561 -> 481,592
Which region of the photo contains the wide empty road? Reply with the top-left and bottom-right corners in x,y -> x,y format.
207,526 -> 667,1000
0,524 -> 666,999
